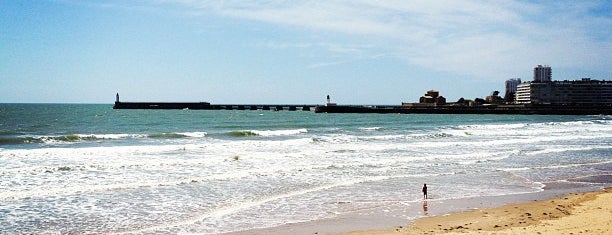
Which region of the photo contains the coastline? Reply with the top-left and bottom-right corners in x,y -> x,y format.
222,181 -> 610,235
3,106 -> 609,234
345,187 -> 611,235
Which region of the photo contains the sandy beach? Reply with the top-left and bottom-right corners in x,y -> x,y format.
344,188 -> 611,235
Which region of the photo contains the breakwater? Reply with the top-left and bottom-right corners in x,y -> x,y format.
314,104 -> 612,115
113,101 -> 612,115
113,102 -> 316,111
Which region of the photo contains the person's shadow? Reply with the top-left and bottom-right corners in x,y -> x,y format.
422,200 -> 429,215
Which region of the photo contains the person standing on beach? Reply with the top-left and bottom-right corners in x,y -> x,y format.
422,184 -> 428,199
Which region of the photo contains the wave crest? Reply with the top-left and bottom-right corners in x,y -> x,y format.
0,132 -> 209,145
229,129 -> 308,137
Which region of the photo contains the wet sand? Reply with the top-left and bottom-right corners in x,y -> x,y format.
344,188 -> 611,235
223,182 -> 607,235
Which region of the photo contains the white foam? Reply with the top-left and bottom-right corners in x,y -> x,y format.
0,169 -> 257,202
177,132 -> 207,138
523,146 -> 612,156
76,133 -> 136,139
115,176 -> 384,234
359,127 -> 382,131
497,159 -> 612,172
453,120 -> 612,138
251,128 -> 308,137
2,116 -> 611,234
116,172 -> 448,234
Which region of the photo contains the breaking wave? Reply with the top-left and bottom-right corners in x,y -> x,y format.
228,129 -> 308,137
0,132 -> 208,145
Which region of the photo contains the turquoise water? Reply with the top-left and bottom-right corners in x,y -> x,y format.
1,104 -> 611,234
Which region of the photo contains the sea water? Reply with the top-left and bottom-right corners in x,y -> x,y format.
0,104 -> 610,234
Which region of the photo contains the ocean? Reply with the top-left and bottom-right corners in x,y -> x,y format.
0,104 -> 611,234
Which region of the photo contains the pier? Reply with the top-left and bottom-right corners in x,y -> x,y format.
112,101 -> 612,115
112,93 -> 316,111
111,94 -> 612,115
113,101 -> 317,111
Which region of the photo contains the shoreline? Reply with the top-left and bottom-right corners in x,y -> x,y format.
222,181 -> 609,235
345,187 -> 611,235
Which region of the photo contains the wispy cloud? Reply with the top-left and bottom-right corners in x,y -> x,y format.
258,41 -> 381,68
308,60 -> 350,69
98,0 -> 612,79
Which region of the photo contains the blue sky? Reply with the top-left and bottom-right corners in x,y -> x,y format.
1,0 -> 610,104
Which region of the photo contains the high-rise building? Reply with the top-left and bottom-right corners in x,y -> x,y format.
534,65 -> 552,82
515,79 -> 612,104
515,65 -> 611,104
504,78 -> 521,102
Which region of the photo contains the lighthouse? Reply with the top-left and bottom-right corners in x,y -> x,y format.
326,95 -> 336,106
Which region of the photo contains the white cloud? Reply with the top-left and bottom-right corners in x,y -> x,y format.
308,60 -> 350,69
152,0 -> 611,79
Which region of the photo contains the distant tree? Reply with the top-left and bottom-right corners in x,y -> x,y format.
486,91 -> 503,104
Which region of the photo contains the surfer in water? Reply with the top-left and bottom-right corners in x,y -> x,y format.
422,183 -> 428,199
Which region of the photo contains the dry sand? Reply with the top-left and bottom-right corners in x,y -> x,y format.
343,188 -> 611,235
